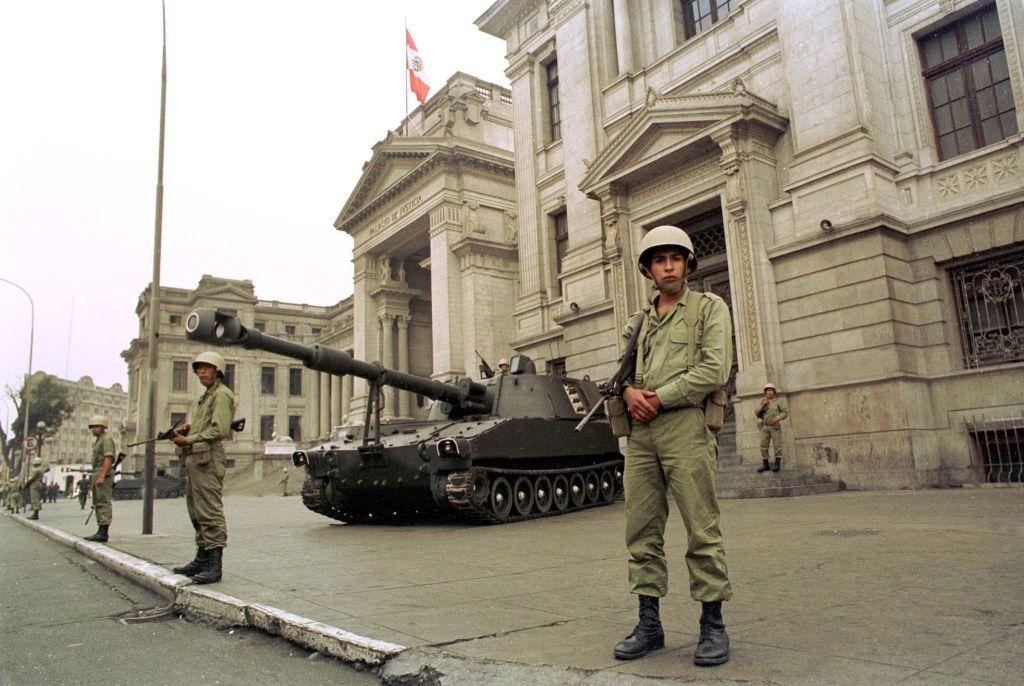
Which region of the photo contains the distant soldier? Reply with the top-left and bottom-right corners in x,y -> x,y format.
279,467 -> 289,496
10,477 -> 24,513
498,358 -> 510,375
26,457 -> 45,520
755,383 -> 788,473
170,351 -> 236,584
85,415 -> 116,542
77,476 -> 91,509
1,479 -> 9,511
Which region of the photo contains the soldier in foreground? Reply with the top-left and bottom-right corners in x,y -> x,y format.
170,351 -> 235,585
613,226 -> 733,667
85,416 -> 116,542
26,457 -> 45,520
755,383 -> 788,473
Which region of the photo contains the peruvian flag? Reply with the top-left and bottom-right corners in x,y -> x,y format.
406,29 -> 430,104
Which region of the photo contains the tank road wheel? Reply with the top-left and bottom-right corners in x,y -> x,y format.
614,465 -> 624,495
512,476 -> 535,517
584,471 -> 600,504
489,477 -> 514,521
552,475 -> 570,511
534,476 -> 554,514
599,469 -> 616,503
569,473 -> 587,509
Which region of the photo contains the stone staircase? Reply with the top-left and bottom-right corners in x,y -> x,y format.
714,427 -> 845,499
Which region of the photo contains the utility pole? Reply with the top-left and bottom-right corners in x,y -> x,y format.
142,0 -> 168,535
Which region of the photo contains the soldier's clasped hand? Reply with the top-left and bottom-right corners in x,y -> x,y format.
624,387 -> 661,423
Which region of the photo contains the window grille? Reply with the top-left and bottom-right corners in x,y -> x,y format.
967,413 -> 1024,483
172,361 -> 188,392
553,211 -> 569,295
690,224 -> 727,259
223,363 -> 236,391
919,5 -> 1017,160
261,366 -> 276,395
951,250 -> 1024,368
289,368 -> 303,396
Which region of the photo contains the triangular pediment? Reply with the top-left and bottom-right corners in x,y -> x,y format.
580,88 -> 787,195
190,282 -> 257,305
336,141 -> 437,229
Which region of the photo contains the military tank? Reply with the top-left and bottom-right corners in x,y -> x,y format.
185,308 -> 624,524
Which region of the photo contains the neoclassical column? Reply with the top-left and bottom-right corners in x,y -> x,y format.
428,203 -> 467,378
308,365 -> 320,440
507,55 -> 543,301
595,183 -> 639,343
329,374 -> 341,430
612,0 -> 634,75
396,315 -> 411,418
380,314 -> 396,418
319,372 -> 330,438
342,373 -> 353,422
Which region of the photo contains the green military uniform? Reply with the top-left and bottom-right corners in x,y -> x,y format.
756,397 -> 788,460
27,464 -> 45,513
181,379 -> 235,551
10,478 -> 24,512
622,286 -> 733,602
91,433 -> 116,526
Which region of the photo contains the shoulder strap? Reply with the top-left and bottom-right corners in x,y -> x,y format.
633,312 -> 652,386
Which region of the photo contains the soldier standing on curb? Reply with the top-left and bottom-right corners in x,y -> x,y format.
755,383 -> 788,473
26,457 -> 45,520
85,416 -> 115,542
170,351 -> 235,585
613,225 -> 733,667
279,467 -> 289,496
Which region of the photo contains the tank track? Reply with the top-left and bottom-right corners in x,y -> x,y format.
444,459 -> 624,524
300,477 -> 349,522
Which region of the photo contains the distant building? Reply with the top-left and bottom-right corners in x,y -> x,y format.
35,371 -> 127,465
121,275 -> 353,472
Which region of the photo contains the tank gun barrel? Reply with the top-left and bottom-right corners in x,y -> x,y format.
185,308 -> 486,409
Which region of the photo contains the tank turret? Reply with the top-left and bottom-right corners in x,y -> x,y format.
185,308 -> 623,524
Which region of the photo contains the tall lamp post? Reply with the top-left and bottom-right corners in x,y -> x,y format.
0,278 -> 35,479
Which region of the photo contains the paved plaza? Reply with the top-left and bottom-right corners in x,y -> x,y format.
13,488 -> 1023,684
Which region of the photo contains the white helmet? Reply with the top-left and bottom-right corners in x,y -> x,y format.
88,415 -> 108,428
192,351 -> 226,377
637,225 -> 697,277
764,383 -> 777,392
498,358 -> 509,367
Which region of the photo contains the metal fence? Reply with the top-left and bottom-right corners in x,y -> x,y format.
967,412 -> 1024,483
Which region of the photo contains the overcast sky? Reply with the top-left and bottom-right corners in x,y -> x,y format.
0,0 -> 508,425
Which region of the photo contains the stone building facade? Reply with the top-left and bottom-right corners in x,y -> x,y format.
476,0 -> 1024,489
34,371 -> 128,465
122,275 -> 354,472
334,72 -> 517,419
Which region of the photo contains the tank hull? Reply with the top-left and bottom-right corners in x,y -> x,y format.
298,416 -> 624,524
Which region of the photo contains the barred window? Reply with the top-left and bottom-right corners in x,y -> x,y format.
553,211 -> 569,296
546,60 -> 561,142
260,415 -> 275,441
920,5 -> 1017,161
172,361 -> 188,392
681,0 -> 737,40
288,415 -> 302,442
289,368 -> 303,396
951,249 -> 1024,368
261,366 -> 276,395
223,363 -> 236,391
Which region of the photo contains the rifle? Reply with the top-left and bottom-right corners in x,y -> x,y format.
475,350 -> 494,379
82,452 -> 127,525
575,312 -> 647,433
128,417 -> 245,447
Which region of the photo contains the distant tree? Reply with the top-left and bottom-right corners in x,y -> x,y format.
3,375 -> 72,473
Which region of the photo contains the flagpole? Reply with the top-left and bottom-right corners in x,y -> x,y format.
403,18 -> 408,136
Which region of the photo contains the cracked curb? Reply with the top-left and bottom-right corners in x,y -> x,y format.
9,514 -> 404,666
9,514 -> 759,685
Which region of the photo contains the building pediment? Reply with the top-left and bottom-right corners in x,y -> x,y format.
189,283 -> 258,305
339,142 -> 434,227
580,87 -> 788,196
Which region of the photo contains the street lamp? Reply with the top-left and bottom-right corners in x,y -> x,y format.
36,420 -> 47,461
0,277 -> 35,480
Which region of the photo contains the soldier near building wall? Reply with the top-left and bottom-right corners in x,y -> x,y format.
755,383 -> 788,473
170,351 -> 236,585
77,476 -> 90,509
85,416 -> 116,542
613,225 -> 733,668
26,457 -> 45,519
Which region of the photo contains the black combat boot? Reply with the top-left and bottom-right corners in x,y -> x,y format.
693,600 -> 730,666
613,595 -> 665,660
191,547 -> 222,585
84,525 -> 109,543
772,457 -> 781,472
757,459 -> 771,473
173,547 -> 208,576
29,510 -> 39,520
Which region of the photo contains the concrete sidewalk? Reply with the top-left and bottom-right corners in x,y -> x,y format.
12,488 -> 1023,684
